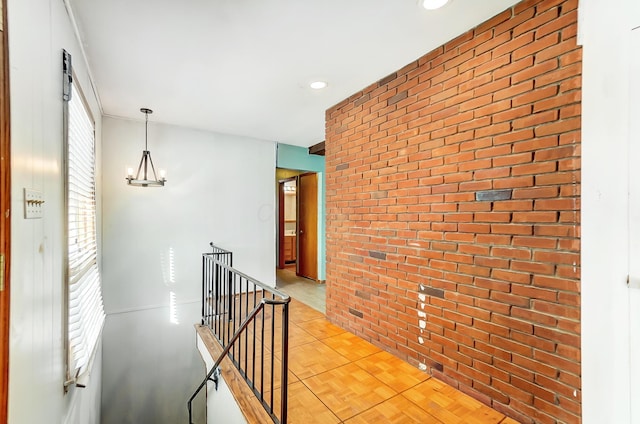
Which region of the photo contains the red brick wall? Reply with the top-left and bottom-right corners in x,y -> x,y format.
324,0 -> 581,422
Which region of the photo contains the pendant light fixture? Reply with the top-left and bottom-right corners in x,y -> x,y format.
125,108 -> 166,187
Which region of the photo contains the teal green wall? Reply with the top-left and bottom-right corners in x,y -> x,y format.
276,143 -> 326,281
277,143 -> 325,172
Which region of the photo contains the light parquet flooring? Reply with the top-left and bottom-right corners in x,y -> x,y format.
277,299 -> 517,424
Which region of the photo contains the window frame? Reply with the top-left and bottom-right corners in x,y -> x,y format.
63,69 -> 104,389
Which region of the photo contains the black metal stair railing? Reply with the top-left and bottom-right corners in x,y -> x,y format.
189,244 -> 290,424
201,242 -> 233,327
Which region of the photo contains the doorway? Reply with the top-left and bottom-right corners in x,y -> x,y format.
278,178 -> 297,271
277,172 -> 318,280
276,169 -> 323,311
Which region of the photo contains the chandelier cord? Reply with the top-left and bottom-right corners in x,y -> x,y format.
144,110 -> 149,151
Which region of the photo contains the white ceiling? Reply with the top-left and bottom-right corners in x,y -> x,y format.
67,0 -> 520,148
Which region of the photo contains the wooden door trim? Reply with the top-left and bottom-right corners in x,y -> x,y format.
277,182 -> 285,269
0,0 -> 11,420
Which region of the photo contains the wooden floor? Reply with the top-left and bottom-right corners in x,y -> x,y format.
274,299 -> 518,424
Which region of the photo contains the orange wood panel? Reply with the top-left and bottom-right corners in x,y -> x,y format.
297,173 -> 317,280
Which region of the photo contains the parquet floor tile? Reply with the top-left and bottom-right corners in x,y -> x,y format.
499,418 -> 521,423
301,362 -> 397,421
320,331 -> 381,361
343,393 -> 443,424
273,381 -> 341,424
295,317 -> 346,340
354,350 -> 431,392
279,322 -> 317,351
236,352 -> 298,392
402,378 -> 505,424
288,299 -> 325,323
249,321 -> 317,358
288,340 -> 350,380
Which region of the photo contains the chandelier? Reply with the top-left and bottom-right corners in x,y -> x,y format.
125,108 -> 166,187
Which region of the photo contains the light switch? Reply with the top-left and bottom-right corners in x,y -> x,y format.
24,188 -> 44,219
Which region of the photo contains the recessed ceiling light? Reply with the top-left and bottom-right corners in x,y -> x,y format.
422,0 -> 450,10
310,81 -> 328,90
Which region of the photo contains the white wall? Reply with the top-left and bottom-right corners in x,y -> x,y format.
196,333 -> 247,424
630,24 -> 640,424
101,117 -> 276,423
8,0 -> 103,422
581,0 -> 640,422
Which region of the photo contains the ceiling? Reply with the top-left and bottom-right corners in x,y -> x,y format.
67,0 -> 520,148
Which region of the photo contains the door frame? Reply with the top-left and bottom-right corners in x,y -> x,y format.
277,177 -> 296,269
629,25 -> 640,422
0,0 -> 11,420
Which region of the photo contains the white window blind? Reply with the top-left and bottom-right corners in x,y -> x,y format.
66,81 -> 105,381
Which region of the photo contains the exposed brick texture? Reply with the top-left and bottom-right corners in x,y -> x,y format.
324,1 -> 581,422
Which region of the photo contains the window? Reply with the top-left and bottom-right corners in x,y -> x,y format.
64,71 -> 104,386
